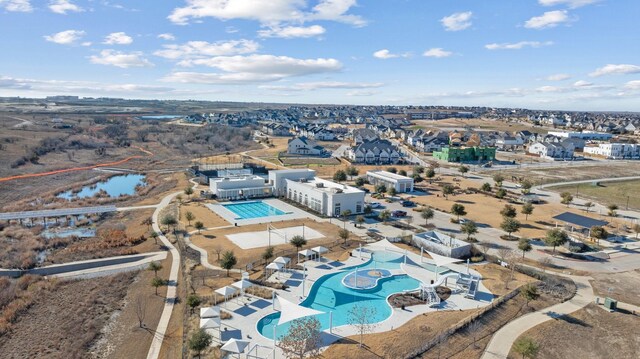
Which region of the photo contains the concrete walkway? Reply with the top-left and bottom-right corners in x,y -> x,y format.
481,275 -> 594,359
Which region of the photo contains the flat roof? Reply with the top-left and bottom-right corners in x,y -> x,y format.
367,170 -> 413,181
287,177 -> 364,194
0,205 -> 118,221
211,175 -> 264,182
552,212 -> 608,228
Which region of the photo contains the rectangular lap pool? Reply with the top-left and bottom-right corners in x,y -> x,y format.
223,201 -> 288,220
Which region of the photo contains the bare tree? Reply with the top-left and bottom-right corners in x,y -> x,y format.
478,242 -> 491,256
539,257 -> 553,273
347,305 -> 378,347
467,320 -> 482,349
134,296 -> 146,328
497,247 -> 513,264
213,244 -> 223,262
277,317 -> 322,359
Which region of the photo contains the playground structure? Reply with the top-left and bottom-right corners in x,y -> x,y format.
420,272 -> 480,306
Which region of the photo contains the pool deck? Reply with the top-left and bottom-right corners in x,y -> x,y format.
208,240 -> 494,357
206,198 -> 319,226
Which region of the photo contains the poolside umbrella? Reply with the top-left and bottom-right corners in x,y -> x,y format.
215,286 -> 238,308
274,294 -> 324,326
274,256 -> 291,272
425,250 -> 463,280
220,338 -> 250,358
200,306 -> 220,318
297,249 -> 315,262
231,279 -> 253,295
311,246 -> 328,261
200,316 -> 221,329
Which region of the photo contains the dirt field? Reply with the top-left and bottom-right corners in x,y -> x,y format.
590,269 -> 640,306
549,179 -> 640,211
508,303 -> 640,359
178,201 -> 230,229
411,118 -> 542,134
190,219 -> 356,269
474,263 -> 537,297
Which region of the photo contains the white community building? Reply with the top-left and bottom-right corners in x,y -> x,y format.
209,176 -> 273,200
284,177 -> 365,217
583,143 -> 640,159
268,169 -> 317,197
366,170 -> 414,193
412,230 -> 472,259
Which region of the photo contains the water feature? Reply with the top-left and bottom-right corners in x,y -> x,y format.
137,115 -> 182,120
57,174 -> 146,200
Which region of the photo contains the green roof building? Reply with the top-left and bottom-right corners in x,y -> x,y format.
432,146 -> 496,162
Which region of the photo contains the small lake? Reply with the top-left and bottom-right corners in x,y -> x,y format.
57,174 -> 146,200
137,115 -> 182,120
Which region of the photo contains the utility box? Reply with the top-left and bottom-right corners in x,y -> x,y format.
604,297 -> 617,311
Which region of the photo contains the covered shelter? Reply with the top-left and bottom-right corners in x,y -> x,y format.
200,306 -> 220,318
214,286 -> 238,308
425,250 -> 463,279
220,338 -> 251,358
274,294 -> 324,325
552,212 -> 608,234
311,246 -> 328,261
297,249 -> 315,262
200,316 -> 221,329
231,279 -> 253,295
273,256 -> 291,272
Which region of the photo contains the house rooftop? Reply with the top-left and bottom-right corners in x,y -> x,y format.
367,170 -> 412,181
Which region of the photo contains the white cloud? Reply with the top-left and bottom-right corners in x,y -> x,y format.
625,80 -> 640,90
89,50 -> 154,68
49,0 -> 83,14
440,11 -> 473,31
589,64 -> 640,77
546,73 -> 571,81
103,32 -> 133,45
0,75 -> 174,94
485,41 -> 553,50
372,49 -> 410,59
524,10 -> 571,29
346,90 -> 377,96
573,80 -> 593,87
261,81 -> 383,91
154,40 -> 259,63
168,0 -> 365,27
423,48 -> 452,58
258,25 -> 325,38
44,30 -> 85,45
162,55 -> 342,84
536,85 -> 567,93
538,0 -> 598,9
157,33 -> 176,41
0,0 -> 32,12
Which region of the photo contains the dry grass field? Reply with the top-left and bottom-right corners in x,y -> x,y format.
549,179 -> 640,211
590,269 -> 640,307
508,303 -> 640,359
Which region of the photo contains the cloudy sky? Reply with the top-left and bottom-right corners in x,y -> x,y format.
1,0 -> 639,111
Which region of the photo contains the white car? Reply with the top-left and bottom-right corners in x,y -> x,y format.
368,202 -> 381,208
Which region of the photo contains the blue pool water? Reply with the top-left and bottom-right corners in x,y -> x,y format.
223,201 -> 287,219
256,251 -> 421,339
57,174 -> 146,200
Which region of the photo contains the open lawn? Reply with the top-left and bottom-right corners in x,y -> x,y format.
549,179 -> 640,211
412,118 -> 541,134
508,303 -> 640,359
590,269 -> 640,307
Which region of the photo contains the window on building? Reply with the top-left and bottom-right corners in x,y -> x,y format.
334,203 -> 341,216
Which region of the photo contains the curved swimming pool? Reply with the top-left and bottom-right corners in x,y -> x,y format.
256,251 -> 420,339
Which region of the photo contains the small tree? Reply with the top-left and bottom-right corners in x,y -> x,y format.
387,167 -> 397,174
451,203 -> 467,221
607,203 -> 618,217
412,173 -> 423,183
467,320 -> 482,349
134,296 -> 146,328
141,217 -> 153,230
290,235 -> 307,250
186,293 -> 201,314
189,329 -> 212,358
213,244 -> 223,261
461,220 -> 478,241
590,225 -> 608,244
633,223 -> 640,239
161,215 -> 177,233
544,228 -> 569,254
500,217 -> 521,240
520,283 -> 540,307
356,215 -> 365,228
151,277 -> 165,295
375,183 -> 387,194
495,188 -> 507,200
388,187 -> 397,197
338,228 -> 350,244
220,250 -> 237,276
425,168 -> 436,183
176,194 -> 183,205
194,221 -> 204,233
262,246 -> 274,262
518,237 -> 532,258
479,241 -> 491,255
379,210 -> 391,224
346,166 -> 359,180
481,182 -> 492,192
150,231 -> 159,245
520,179 -> 533,194
398,169 -> 407,177
584,201 -> 593,213
184,186 -> 194,199
277,316 -> 322,359
521,203 -> 534,220
539,257 -> 552,273
513,337 -> 539,359
148,261 -> 162,277
560,191 -> 573,207
442,184 -> 455,199
493,173 -> 505,187
500,204 -> 518,219
333,170 -> 347,183
421,207 -> 434,225
414,165 -> 424,174
184,211 -> 195,226
458,165 -> 469,177
354,177 -> 365,187
347,305 -> 378,347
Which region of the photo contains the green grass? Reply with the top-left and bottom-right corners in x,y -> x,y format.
550,180 -> 640,210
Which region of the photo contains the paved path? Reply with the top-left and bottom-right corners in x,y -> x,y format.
52,251 -> 167,279
481,275 -> 594,359
116,204 -> 158,211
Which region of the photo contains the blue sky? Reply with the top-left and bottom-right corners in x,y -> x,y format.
1,0 -> 639,111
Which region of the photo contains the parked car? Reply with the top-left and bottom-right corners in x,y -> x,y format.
392,210 -> 407,217
401,200 -> 415,207
368,202 -> 381,208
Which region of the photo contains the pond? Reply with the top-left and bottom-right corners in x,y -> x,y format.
57,174 -> 146,200
137,115 -> 182,120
